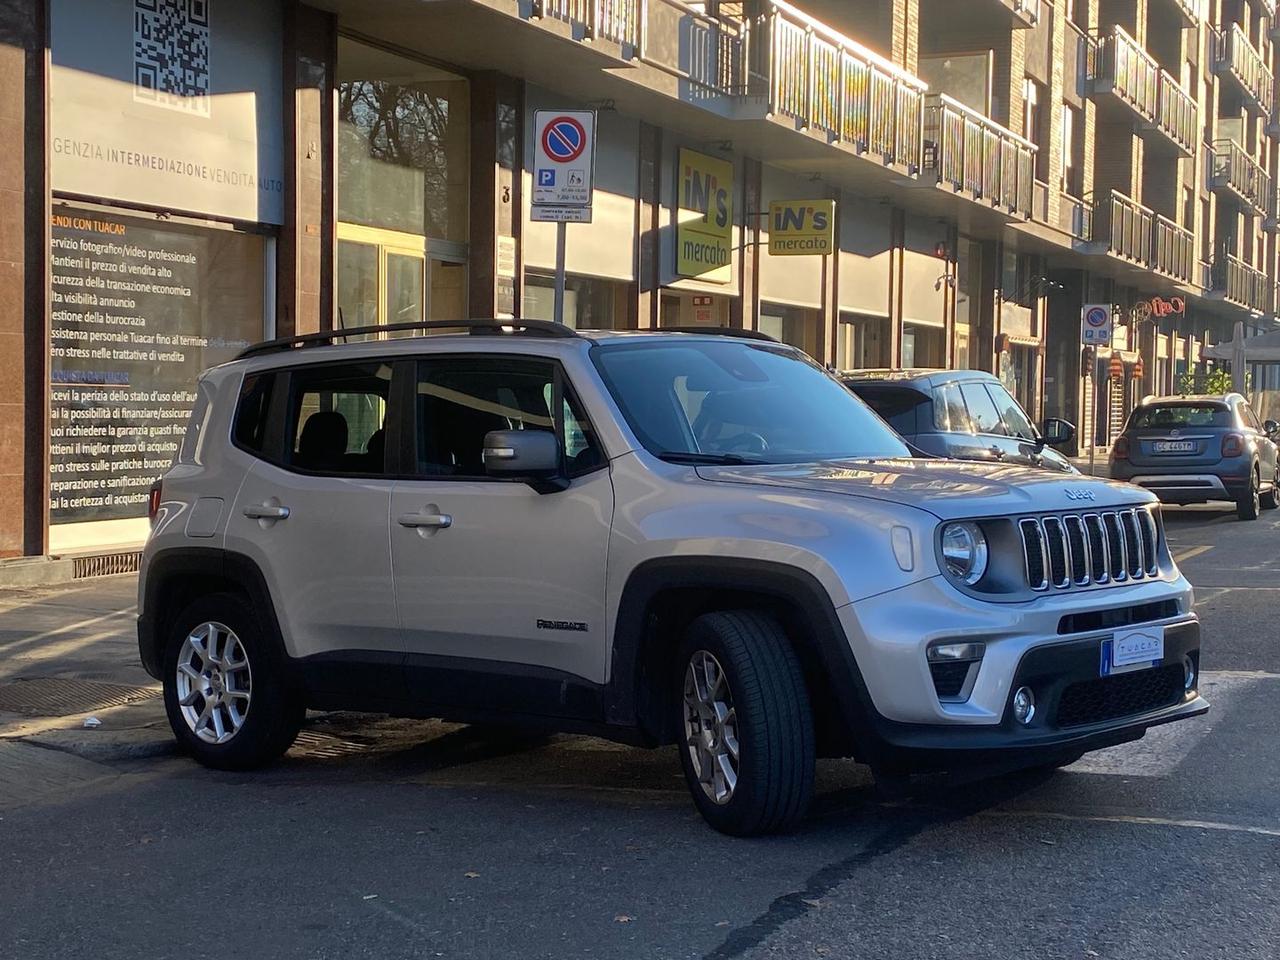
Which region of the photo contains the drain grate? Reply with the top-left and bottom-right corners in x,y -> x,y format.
0,678 -> 160,717
72,552 -> 142,579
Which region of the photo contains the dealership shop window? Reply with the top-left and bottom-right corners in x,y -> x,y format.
48,205 -> 270,552
337,37 -> 469,328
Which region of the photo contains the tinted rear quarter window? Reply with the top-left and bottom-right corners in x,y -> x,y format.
233,372 -> 275,455
854,386 -> 928,435
933,382 -> 972,432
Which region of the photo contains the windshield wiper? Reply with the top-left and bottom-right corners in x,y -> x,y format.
656,451 -> 764,465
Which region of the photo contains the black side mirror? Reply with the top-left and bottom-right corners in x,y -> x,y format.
1265,419 -> 1279,438
1039,417 -> 1076,449
482,430 -> 568,493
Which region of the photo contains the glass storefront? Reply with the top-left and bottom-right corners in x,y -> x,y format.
337,37 -> 470,327
760,304 -> 820,357
838,313 -> 890,371
524,273 -> 630,329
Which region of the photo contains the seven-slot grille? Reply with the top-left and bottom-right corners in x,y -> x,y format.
1019,508 -> 1160,590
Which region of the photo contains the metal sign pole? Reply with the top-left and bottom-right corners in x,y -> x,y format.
1088,349 -> 1097,479
554,221 -> 567,325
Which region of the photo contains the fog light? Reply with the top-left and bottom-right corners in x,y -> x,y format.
1183,655 -> 1197,693
1012,686 -> 1036,725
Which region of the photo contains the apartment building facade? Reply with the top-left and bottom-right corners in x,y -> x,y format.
0,0 -> 1276,558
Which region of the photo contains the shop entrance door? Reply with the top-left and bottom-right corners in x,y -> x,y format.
338,224 -> 428,334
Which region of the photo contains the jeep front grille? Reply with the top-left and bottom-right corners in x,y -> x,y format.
1019,508 -> 1160,591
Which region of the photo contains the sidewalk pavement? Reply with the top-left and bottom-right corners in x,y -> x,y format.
0,574 -> 173,767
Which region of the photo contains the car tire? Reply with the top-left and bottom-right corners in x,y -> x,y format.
1262,471 -> 1279,511
162,592 -> 304,770
676,611 -> 815,836
1237,468 -> 1261,521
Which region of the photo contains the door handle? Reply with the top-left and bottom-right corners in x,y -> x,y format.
243,503 -> 290,520
398,512 -> 452,529
989,446 -> 1005,459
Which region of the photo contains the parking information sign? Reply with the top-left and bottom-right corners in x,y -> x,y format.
532,110 -> 596,222
1081,303 -> 1113,345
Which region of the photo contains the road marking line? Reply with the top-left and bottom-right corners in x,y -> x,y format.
0,606 -> 136,647
1174,545 -> 1213,562
984,808 -> 1280,840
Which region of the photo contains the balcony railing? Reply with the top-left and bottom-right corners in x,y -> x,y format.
924,93 -> 1037,218
1156,70 -> 1197,156
991,0 -> 1040,27
1212,253 -> 1270,312
1211,138 -> 1272,217
1089,25 -> 1158,123
537,0 -> 639,45
1170,0 -> 1201,25
1153,215 -> 1195,284
1086,26 -> 1197,156
638,0 -> 747,96
1060,192 -> 1093,240
1092,190 -> 1154,267
752,0 -> 924,169
1213,22 -> 1273,117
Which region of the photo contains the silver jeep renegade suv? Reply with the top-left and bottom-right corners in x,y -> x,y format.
138,320 -> 1207,836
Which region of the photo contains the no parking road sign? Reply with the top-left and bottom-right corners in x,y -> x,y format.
1080,303 -> 1113,345
533,110 -> 596,218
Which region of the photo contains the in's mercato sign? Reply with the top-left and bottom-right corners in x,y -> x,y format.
768,200 -> 836,256
677,148 -> 734,284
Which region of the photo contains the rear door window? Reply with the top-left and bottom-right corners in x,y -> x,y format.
933,382 -> 972,432
286,361 -> 394,475
959,382 -> 1006,435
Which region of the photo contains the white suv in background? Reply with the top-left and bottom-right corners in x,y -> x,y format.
139,320 -> 1207,835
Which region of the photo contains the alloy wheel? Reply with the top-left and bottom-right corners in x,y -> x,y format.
175,621 -> 252,744
683,650 -> 740,805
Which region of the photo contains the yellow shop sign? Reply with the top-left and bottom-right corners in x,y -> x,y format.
677,149 -> 734,283
768,200 -> 836,256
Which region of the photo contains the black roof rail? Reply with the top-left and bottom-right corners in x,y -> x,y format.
236,318 -> 584,360
658,326 -> 779,343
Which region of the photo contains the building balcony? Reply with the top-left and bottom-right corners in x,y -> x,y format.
1167,0 -> 1201,27
1091,190 -> 1154,268
990,0 -> 1041,28
1059,192 -> 1093,241
923,93 -> 1037,219
1211,138 -> 1272,218
1211,253 -> 1270,313
1212,23 -> 1273,118
1087,26 -> 1196,157
533,0 -> 639,44
747,0 -> 924,171
1152,215 -> 1196,285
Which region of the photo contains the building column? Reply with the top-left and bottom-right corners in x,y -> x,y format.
635,122 -> 662,329
469,74 -> 522,321
735,157 -> 763,331
0,0 -> 47,558
278,2 -> 336,339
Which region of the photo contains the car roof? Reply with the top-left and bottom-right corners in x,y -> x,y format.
218,324 -> 797,376
841,368 -> 1001,388
1136,394 -> 1240,407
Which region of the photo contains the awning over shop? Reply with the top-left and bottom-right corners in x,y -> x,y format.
1203,323 -> 1280,362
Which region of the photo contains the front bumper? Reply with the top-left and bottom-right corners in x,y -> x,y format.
835,575 -> 1206,772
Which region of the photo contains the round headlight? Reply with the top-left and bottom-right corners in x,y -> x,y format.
941,522 -> 989,585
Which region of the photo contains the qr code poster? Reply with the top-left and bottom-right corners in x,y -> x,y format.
134,0 -> 210,116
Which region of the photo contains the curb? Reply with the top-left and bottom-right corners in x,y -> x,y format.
0,556 -> 78,590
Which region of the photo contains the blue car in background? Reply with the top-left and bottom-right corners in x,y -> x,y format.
841,369 -> 1078,473
1109,393 -> 1280,521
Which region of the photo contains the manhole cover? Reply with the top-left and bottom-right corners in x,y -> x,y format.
0,678 -> 160,717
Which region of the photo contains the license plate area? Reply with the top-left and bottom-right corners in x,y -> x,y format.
1100,625 -> 1165,676
1153,440 -> 1196,454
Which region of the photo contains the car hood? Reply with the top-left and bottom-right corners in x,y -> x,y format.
696,458 -> 1151,520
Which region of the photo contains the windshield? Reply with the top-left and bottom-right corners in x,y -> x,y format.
591,339 -> 911,464
1128,404 -> 1231,429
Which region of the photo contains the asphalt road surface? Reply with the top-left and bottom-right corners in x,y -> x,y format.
1,504 -> 1278,960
